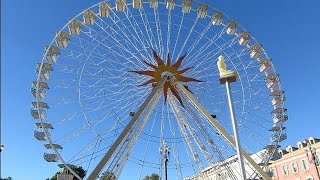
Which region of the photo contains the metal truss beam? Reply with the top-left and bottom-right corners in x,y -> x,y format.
87,76 -> 166,180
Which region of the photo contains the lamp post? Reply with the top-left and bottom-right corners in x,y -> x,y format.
305,142 -> 320,180
160,140 -> 170,180
217,55 -> 247,180
0,144 -> 3,152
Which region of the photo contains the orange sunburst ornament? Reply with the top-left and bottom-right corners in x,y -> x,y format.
129,49 -> 202,106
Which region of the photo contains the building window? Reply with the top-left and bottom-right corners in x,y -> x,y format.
282,165 -> 288,175
269,168 -> 276,177
292,162 -> 299,173
316,155 -> 320,166
302,159 -> 309,170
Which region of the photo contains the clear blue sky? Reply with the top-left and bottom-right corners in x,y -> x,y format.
2,0 -> 320,179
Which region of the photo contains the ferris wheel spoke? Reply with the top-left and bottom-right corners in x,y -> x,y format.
176,17 -> 199,60
81,25 -> 148,69
96,11 -> 153,63
185,26 -> 227,67
189,33 -> 237,65
186,37 -> 239,73
166,10 -> 172,56
123,5 -> 155,60
154,8 -> 164,57
172,13 -> 184,60
184,22 -> 213,61
139,6 -> 159,52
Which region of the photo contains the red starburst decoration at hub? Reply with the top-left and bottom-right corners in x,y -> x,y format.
129,49 -> 202,106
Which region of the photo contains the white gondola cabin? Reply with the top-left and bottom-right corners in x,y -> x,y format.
272,97 -> 286,106
99,2 -> 111,17
45,143 -> 63,149
279,134 -> 287,142
55,32 -> 70,48
36,63 -> 53,80
68,20 -> 82,35
272,133 -> 287,142
35,123 -> 54,130
83,10 -> 96,25
34,122 -> 52,140
270,152 -> 282,161
265,74 -> 279,89
133,0 -> 142,9
271,107 -> 287,114
181,0 -> 192,13
211,12 -> 223,25
250,44 -> 263,58
58,164 -> 77,169
31,87 -> 46,99
273,114 -> 288,123
269,126 -> 286,132
226,21 -> 237,35
197,4 -> 208,18
258,58 -> 272,72
270,90 -> 285,97
44,153 -> 59,162
238,32 -> 250,46
31,109 -> 47,119
32,81 -> 49,89
45,46 -> 60,62
166,0 -> 175,10
32,102 -> 49,109
150,0 -> 158,8
116,0 -> 126,12
34,131 -> 50,141
264,144 -> 281,151
57,174 -> 74,180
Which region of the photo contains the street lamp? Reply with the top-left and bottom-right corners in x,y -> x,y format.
305,141 -> 320,179
160,140 -> 170,180
0,144 -> 4,152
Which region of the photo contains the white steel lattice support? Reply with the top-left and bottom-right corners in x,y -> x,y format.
107,91 -> 161,178
172,80 -> 271,180
87,76 -> 166,180
168,95 -> 204,171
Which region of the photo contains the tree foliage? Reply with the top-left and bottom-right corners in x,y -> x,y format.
0,177 -> 13,180
143,173 -> 160,180
50,165 -> 86,180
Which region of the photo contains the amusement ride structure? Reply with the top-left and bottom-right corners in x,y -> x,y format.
31,0 -> 288,179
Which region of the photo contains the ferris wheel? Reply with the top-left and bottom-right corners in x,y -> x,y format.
31,0 -> 288,179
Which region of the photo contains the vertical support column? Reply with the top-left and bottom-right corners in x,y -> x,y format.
87,77 -> 166,180
225,81 -> 246,180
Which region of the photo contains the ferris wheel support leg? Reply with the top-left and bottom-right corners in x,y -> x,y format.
173,80 -> 271,180
225,80 -> 247,180
87,77 -> 166,180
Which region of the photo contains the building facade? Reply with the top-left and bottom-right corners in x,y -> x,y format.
268,137 -> 320,180
184,150 -> 267,180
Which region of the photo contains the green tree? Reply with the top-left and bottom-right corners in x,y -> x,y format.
50,165 -> 86,180
0,177 -> 13,180
143,173 -> 160,180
